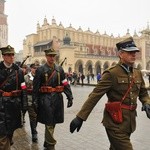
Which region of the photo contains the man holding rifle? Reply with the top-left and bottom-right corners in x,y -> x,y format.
70,37 -> 150,150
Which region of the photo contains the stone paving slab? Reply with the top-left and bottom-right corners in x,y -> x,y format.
11,85 -> 150,150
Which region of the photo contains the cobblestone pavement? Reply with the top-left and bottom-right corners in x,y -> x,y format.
12,81 -> 150,150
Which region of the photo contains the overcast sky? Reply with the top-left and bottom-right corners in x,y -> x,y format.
5,0 -> 150,52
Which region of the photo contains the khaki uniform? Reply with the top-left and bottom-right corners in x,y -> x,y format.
77,61 -> 150,149
24,72 -> 38,139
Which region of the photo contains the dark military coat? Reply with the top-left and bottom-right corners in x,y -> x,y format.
0,61 -> 27,135
77,61 -> 150,133
33,63 -> 73,125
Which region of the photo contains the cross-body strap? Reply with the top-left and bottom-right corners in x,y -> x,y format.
45,70 -> 56,85
0,70 -> 19,89
0,77 -> 9,88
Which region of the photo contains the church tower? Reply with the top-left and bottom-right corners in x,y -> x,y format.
0,0 -> 8,47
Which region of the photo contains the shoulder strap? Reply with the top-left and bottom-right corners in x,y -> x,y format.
0,77 -> 9,88
45,70 -> 56,85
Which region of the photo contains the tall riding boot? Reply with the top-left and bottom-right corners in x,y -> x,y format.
30,121 -> 38,142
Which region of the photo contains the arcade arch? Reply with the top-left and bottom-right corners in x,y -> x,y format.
74,59 -> 84,73
103,61 -> 110,71
85,60 -> 93,75
95,61 -> 102,74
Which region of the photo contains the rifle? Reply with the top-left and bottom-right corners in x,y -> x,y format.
20,55 -> 31,67
60,57 -> 67,66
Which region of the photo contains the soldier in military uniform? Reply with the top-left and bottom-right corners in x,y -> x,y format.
0,45 -> 27,150
24,63 -> 39,142
33,38 -> 73,150
70,37 -> 150,150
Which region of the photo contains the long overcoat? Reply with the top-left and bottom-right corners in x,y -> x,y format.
33,63 -> 73,125
0,61 -> 27,135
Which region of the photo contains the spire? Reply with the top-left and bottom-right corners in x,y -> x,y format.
52,16 -> 56,25
44,16 -> 48,25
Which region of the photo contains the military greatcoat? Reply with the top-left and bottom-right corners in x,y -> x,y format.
33,63 -> 73,125
0,61 -> 27,135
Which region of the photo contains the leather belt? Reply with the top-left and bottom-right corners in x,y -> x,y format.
40,86 -> 64,93
121,104 -> 137,110
0,90 -> 21,97
27,89 -> 33,94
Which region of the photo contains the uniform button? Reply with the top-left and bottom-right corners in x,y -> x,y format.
122,80 -> 124,82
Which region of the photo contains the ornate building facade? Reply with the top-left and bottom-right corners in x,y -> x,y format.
23,17 -> 150,75
0,0 -> 8,60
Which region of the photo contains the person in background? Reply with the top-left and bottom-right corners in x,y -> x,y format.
21,64 -> 28,124
96,72 -> 101,83
32,38 -> 73,150
24,63 -> 39,143
0,45 -> 27,150
87,72 -> 90,84
80,73 -> 85,86
21,64 -> 28,75
70,37 -> 150,150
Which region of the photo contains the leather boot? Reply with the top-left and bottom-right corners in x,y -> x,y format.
44,141 -> 55,150
30,121 -> 38,142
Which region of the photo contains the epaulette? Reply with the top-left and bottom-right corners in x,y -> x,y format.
106,64 -> 117,71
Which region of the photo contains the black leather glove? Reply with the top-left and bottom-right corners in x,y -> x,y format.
70,116 -> 83,133
67,100 -> 73,108
142,103 -> 150,119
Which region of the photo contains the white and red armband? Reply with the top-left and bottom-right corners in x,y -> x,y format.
62,79 -> 68,86
21,82 -> 27,89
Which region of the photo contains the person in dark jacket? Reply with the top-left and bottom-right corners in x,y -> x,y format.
33,38 -> 73,150
70,37 -> 150,150
0,45 -> 27,150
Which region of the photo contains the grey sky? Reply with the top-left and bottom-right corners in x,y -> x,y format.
5,0 -> 150,52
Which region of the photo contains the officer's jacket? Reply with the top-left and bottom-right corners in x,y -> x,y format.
77,61 -> 150,133
0,61 -> 27,135
33,63 -> 73,124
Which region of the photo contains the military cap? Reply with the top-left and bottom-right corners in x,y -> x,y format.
30,63 -> 39,69
116,37 -> 139,52
44,39 -> 59,55
44,48 -> 57,55
0,45 -> 15,55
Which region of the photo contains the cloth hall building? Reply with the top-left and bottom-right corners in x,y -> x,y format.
23,17 -> 150,75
